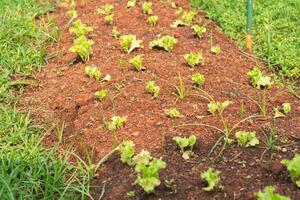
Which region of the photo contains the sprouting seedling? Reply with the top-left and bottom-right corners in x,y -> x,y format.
117,140 -> 135,166
67,10 -> 77,19
69,35 -> 94,62
191,24 -> 206,38
147,15 -> 158,26
127,0 -> 137,8
69,19 -> 93,37
111,28 -> 120,38
149,35 -> 177,52
119,34 -> 143,53
235,131 -> 259,147
105,116 -> 127,131
85,65 -> 101,81
282,103 -> 292,114
281,154 -> 300,188
201,168 -> 221,191
208,100 -> 232,115
104,14 -> 114,25
211,45 -> 221,54
95,89 -> 107,101
145,80 -> 160,99
142,2 -> 153,15
173,135 -> 196,159
184,52 -> 204,68
173,73 -> 186,100
192,73 -> 205,88
97,4 -> 114,15
171,11 -> 197,27
130,55 -> 145,71
255,186 -> 291,200
273,102 -> 292,118
247,67 -> 273,89
165,107 -> 181,118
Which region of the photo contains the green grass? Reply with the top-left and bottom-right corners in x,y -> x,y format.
190,0 -> 300,78
0,0 -> 90,199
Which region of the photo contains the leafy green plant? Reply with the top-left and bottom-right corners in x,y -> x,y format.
85,65 -> 101,81
69,20 -> 93,37
211,45 -> 221,54
191,24 -> 206,38
67,10 -> 77,19
95,89 -> 107,101
273,102 -> 292,118
247,67 -> 273,89
133,151 -> 166,193
145,80 -> 160,99
111,28 -> 120,38
192,73 -> 205,88
149,35 -> 177,52
184,52 -> 204,68
147,15 -> 158,26
130,55 -> 145,71
255,186 -> 291,200
208,100 -> 232,115
119,34 -> 143,53
106,116 -> 127,131
173,135 -> 196,159
281,154 -> 300,188
282,103 -> 291,114
201,168 -> 221,191
97,4 -> 114,15
104,14 -> 114,25
171,11 -> 197,27
165,107 -> 181,119
69,35 -> 94,62
142,2 -> 153,15
118,140 -> 135,166
235,131 -> 259,147
127,0 -> 137,8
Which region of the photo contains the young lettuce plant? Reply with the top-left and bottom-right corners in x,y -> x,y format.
142,2 -> 153,15
85,65 -> 101,81
127,0 -> 137,8
147,15 -> 158,26
211,45 -> 221,54
235,131 -> 259,147
281,154 -> 300,188
97,4 -> 114,15
104,14 -> 114,25
164,107 -> 181,119
145,80 -> 160,99
255,186 -> 291,200
69,19 -> 93,36
273,102 -> 292,118
201,168 -> 221,191
95,89 -> 107,101
130,55 -> 145,71
106,116 -> 127,131
247,67 -> 273,89
111,28 -> 120,38
184,52 -> 204,68
173,135 -> 196,160
149,35 -> 177,52
171,11 -> 197,27
119,34 -> 143,53
192,73 -> 205,88
191,24 -> 206,38
118,140 -> 135,166
69,35 -> 94,62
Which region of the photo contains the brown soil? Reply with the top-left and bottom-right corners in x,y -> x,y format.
21,0 -> 300,199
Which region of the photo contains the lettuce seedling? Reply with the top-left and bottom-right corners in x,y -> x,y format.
235,131 -> 259,147
142,2 -> 153,15
165,107 -> 181,119
104,14 -> 114,25
127,0 -> 137,8
211,45 -> 221,54
132,150 -> 152,166
69,20 -> 93,37
192,73 -> 205,88
97,4 -> 114,15
95,89 -> 107,101
173,135 -> 196,160
118,140 -> 135,166
184,52 -> 204,68
273,102 -> 292,118
255,186 -> 291,200
201,168 -> 221,191
106,116 -> 127,131
171,11 -> 197,27
281,154 -> 300,188
67,10 -> 77,19
147,15 -> 158,26
69,35 -> 94,62
282,103 -> 291,114
191,24 -> 206,38
208,100 -> 232,115
145,80 -> 160,99
85,65 -> 101,81
119,34 -> 143,53
247,67 -> 273,89
130,55 -> 145,71
149,35 -> 177,52
111,28 -> 120,38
